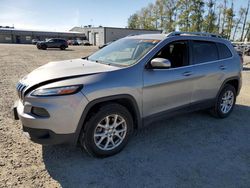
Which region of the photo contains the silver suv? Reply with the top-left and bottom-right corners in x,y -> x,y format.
13,32 -> 242,157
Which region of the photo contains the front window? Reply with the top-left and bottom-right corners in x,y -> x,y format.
88,38 -> 160,67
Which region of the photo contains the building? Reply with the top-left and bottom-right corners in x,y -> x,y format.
70,26 -> 162,46
0,28 -> 86,44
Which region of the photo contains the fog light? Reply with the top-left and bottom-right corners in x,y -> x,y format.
31,107 -> 50,117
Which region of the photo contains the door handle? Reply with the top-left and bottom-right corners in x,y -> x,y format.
182,71 -> 193,77
219,65 -> 226,70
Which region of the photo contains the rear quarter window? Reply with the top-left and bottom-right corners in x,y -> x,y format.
217,43 -> 232,59
192,41 -> 219,64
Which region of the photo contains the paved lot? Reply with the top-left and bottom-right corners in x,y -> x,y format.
0,44 -> 250,188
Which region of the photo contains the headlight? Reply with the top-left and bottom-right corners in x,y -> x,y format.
31,85 -> 83,96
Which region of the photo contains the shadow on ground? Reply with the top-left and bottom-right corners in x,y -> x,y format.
43,104 -> 250,188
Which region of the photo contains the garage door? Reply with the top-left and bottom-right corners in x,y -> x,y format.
94,33 -> 99,46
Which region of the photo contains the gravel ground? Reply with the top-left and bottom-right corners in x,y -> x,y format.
0,44 -> 250,188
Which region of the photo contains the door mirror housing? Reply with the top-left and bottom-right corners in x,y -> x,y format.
149,58 -> 171,69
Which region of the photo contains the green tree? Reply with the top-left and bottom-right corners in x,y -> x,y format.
155,0 -> 165,29
221,0 -> 228,35
203,0 -> 217,33
224,1 -> 234,39
240,0 -> 250,41
177,0 -> 192,31
128,13 -> 140,29
216,3 -> 223,33
232,8 -> 245,41
189,0 -> 205,32
164,0 -> 178,32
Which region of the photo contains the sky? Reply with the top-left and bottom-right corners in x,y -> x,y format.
0,0 -> 247,32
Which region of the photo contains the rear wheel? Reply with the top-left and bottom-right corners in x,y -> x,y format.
79,103 -> 133,158
60,45 -> 66,50
210,84 -> 236,118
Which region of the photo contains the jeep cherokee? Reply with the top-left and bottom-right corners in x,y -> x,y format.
13,32 -> 242,157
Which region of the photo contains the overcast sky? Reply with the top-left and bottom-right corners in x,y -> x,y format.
0,0 -> 247,31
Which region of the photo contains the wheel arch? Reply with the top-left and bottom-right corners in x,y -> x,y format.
217,76 -> 240,98
73,94 -> 142,145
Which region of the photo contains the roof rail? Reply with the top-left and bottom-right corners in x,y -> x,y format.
167,31 -> 222,38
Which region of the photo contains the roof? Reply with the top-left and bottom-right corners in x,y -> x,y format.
0,28 -> 84,35
70,26 -> 162,32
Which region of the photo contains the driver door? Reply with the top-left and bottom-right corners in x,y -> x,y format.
142,40 -> 194,117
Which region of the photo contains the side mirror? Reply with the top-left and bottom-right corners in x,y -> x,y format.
149,58 -> 171,69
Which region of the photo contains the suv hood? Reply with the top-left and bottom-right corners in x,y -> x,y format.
20,58 -> 119,87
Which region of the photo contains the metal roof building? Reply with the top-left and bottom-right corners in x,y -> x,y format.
70,26 -> 162,46
0,28 -> 86,44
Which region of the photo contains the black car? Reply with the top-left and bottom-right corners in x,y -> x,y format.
37,38 -> 68,50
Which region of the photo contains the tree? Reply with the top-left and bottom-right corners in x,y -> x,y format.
155,0 -> 165,29
240,0 -> 250,41
203,0 -> 217,33
221,0 -> 228,35
216,3 -> 223,33
128,13 -> 140,29
177,0 -> 192,31
140,6 -> 157,30
244,22 -> 250,41
164,0 -> 178,32
232,8 -> 245,41
224,1 -> 234,39
189,0 -> 205,32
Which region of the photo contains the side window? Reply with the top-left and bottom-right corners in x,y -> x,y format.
192,41 -> 218,64
154,40 -> 189,68
217,43 -> 232,59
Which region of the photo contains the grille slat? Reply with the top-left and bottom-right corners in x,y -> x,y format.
16,82 -> 27,101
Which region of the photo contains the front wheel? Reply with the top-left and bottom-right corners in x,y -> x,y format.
41,45 -> 47,50
79,103 -> 133,158
210,84 -> 236,118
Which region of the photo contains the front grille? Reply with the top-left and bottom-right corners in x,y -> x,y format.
16,82 -> 27,101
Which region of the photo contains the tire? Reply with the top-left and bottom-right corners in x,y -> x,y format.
60,45 -> 66,50
210,84 -> 236,118
79,103 -> 134,158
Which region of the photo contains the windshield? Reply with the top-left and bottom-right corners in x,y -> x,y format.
88,38 -> 160,66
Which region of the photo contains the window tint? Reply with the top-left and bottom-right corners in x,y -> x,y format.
192,41 -> 218,64
155,41 -> 189,68
217,43 -> 232,59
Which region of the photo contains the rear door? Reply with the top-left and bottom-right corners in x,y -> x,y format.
190,40 -> 226,103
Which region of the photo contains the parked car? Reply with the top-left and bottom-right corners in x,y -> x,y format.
82,40 -> 91,46
13,32 -> 242,157
31,39 -> 39,45
67,40 -> 73,45
36,38 -> 68,50
71,40 -> 79,46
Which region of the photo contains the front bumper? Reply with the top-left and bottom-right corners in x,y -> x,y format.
22,126 -> 76,145
13,92 -> 89,145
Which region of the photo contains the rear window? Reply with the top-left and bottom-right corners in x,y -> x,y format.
217,43 -> 232,59
192,41 -> 219,64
